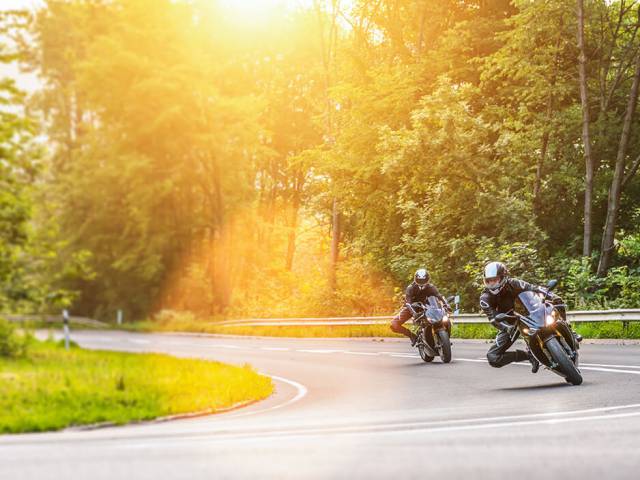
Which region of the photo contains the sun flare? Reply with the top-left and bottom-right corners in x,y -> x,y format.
219,0 -> 310,17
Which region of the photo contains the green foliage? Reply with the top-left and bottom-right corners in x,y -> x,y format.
0,318 -> 32,358
4,0 -> 640,321
0,339 -> 273,433
562,232 -> 640,309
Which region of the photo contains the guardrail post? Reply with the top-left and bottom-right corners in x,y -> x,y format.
62,309 -> 70,350
117,309 -> 123,326
623,320 -> 630,337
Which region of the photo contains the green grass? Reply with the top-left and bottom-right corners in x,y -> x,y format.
122,318 -> 640,339
574,321 -> 640,339
0,339 -> 273,433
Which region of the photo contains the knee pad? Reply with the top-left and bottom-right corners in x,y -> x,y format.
486,352 -> 502,368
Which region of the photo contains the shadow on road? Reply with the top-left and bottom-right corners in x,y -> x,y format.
497,382 -> 574,392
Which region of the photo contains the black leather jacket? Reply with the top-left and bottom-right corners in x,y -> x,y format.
479,278 -> 547,331
404,282 -> 449,308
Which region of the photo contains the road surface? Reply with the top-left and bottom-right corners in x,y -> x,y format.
2,331 -> 640,479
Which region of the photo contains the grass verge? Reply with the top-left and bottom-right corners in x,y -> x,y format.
0,339 -> 273,434
122,319 -> 640,339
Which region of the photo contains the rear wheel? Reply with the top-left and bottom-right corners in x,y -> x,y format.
437,329 -> 452,363
418,344 -> 434,362
546,336 -> 582,385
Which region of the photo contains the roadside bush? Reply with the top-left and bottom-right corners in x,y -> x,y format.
0,317 -> 32,358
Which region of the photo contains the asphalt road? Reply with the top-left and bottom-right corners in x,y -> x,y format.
2,331 -> 640,479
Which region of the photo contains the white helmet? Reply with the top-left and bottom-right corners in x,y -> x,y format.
483,261 -> 508,294
414,268 -> 430,289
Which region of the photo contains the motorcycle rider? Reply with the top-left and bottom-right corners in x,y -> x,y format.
391,268 -> 451,345
480,261 -> 578,373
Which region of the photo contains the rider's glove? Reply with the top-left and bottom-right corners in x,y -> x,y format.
491,319 -> 513,334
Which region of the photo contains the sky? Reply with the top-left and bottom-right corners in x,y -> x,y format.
0,0 -> 346,93
1,0 -> 43,92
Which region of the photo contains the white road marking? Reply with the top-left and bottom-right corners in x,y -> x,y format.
295,349 -> 338,354
207,344 -> 241,349
579,366 -> 640,375
342,351 -> 379,356
580,361 -> 640,370
128,403 -> 640,446
460,357 -> 640,376
221,374 -> 308,419
128,339 -> 150,344
260,347 -> 290,351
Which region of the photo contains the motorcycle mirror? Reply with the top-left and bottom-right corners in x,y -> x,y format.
454,295 -> 460,304
446,295 -> 455,303
547,279 -> 558,290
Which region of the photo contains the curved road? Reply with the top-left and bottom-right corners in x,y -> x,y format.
2,331 -> 640,479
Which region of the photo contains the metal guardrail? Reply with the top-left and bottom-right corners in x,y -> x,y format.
5,309 -> 639,329
3,314 -> 108,328
215,309 -> 640,327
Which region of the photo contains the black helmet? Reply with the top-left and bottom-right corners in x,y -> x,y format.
483,261 -> 508,294
414,268 -> 430,288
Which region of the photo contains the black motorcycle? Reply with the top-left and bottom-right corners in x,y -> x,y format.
494,280 -> 582,385
408,296 -> 453,363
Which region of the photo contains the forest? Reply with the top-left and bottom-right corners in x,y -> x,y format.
1,0 -> 639,321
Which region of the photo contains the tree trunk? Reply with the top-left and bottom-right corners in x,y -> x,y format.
597,51 -> 640,276
577,0 -> 595,258
285,172 -> 303,271
329,197 -> 340,290
535,16 -> 563,211
533,129 -> 550,211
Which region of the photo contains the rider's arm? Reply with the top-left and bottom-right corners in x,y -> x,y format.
404,284 -> 416,304
431,285 -> 451,311
480,292 -> 509,332
508,278 -> 546,295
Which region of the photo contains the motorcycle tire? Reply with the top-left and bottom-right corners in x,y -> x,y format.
546,336 -> 582,385
418,344 -> 434,362
437,329 -> 452,363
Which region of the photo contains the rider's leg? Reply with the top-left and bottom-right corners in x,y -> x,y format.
486,329 -> 528,367
391,307 -> 417,344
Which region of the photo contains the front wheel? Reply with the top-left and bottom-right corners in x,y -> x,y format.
546,336 -> 582,385
437,329 -> 452,363
418,344 -> 434,362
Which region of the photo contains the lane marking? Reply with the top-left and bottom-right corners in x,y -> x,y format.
295,349 -> 338,354
129,403 -> 640,445
579,366 -> 640,375
580,361 -> 640,370
342,351 -> 379,356
221,373 -> 308,419
260,347 -> 290,351
128,339 -> 150,344
459,357 -> 640,376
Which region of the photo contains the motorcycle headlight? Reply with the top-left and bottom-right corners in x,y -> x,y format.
545,314 -> 555,326
442,315 -> 449,322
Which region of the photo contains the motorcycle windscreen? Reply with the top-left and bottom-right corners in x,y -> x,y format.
425,296 -> 444,322
517,291 -> 547,329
